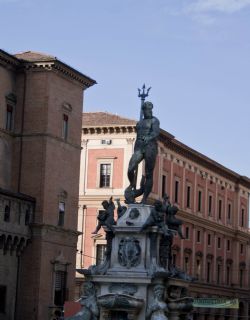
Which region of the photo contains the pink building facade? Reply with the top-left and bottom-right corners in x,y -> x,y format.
77,112 -> 250,319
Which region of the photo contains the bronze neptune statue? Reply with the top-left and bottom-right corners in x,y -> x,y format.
125,93 -> 160,204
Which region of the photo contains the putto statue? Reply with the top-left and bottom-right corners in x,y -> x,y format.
66,281 -> 99,320
92,197 -> 115,234
125,86 -> 160,204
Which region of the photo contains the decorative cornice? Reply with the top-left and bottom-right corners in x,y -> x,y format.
0,49 -> 20,68
83,125 -> 136,135
159,130 -> 250,188
82,117 -> 250,187
0,49 -> 96,88
17,60 -> 96,88
0,187 -> 35,202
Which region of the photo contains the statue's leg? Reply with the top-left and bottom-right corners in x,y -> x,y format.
127,151 -> 143,188
142,145 -> 157,203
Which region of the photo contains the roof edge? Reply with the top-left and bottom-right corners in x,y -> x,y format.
0,49 -> 20,67
159,129 -> 250,187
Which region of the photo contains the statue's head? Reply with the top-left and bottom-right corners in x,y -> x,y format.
153,284 -> 165,299
154,200 -> 162,211
142,101 -> 153,119
81,281 -> 95,297
171,205 -> 178,214
102,200 -> 109,209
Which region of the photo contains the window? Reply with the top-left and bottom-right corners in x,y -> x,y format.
6,104 -> 13,131
218,199 -> 222,220
186,185 -> 191,208
198,190 -> 202,212
4,205 -> 10,222
217,237 -> 222,249
0,286 -> 6,313
196,259 -> 201,279
227,240 -> 230,251
218,237 -> 221,249
100,164 -> 111,188
197,230 -> 201,243
25,208 -> 30,225
240,269 -> 244,288
241,209 -> 245,227
162,175 -> 166,198
18,203 -> 21,225
240,244 -> 244,254
172,253 -> 176,266
62,114 -> 68,140
207,234 -> 211,246
207,261 -> 211,282
185,226 -> 189,239
226,266 -> 231,285
208,195 -> 212,216
101,139 -> 112,145
227,203 -> 231,221
96,244 -> 106,265
58,202 -> 65,226
184,256 -> 189,273
54,271 -> 67,306
217,264 -> 221,284
174,180 -> 179,203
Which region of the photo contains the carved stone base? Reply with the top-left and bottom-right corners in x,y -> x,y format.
82,204 -> 194,320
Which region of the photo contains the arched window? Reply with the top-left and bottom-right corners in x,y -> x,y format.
25,208 -> 30,225
4,205 -> 10,222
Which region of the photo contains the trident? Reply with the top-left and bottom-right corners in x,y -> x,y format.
138,84 -> 151,120
132,84 -> 151,190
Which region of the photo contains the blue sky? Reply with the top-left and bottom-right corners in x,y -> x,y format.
1,0 -> 250,177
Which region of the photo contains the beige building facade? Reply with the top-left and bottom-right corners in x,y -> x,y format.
0,49 -> 95,320
77,111 -> 250,319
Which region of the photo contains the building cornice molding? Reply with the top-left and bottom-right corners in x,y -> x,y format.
0,49 -> 96,88
0,187 -> 35,202
83,125 -> 136,135
159,131 -> 250,188
0,49 -> 20,69
79,195 -> 126,203
82,119 -> 250,188
17,61 -> 96,88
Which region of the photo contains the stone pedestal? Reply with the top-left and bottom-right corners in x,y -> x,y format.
82,204 -> 193,320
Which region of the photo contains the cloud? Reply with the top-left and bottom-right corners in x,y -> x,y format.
180,0 -> 250,25
186,0 -> 250,14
